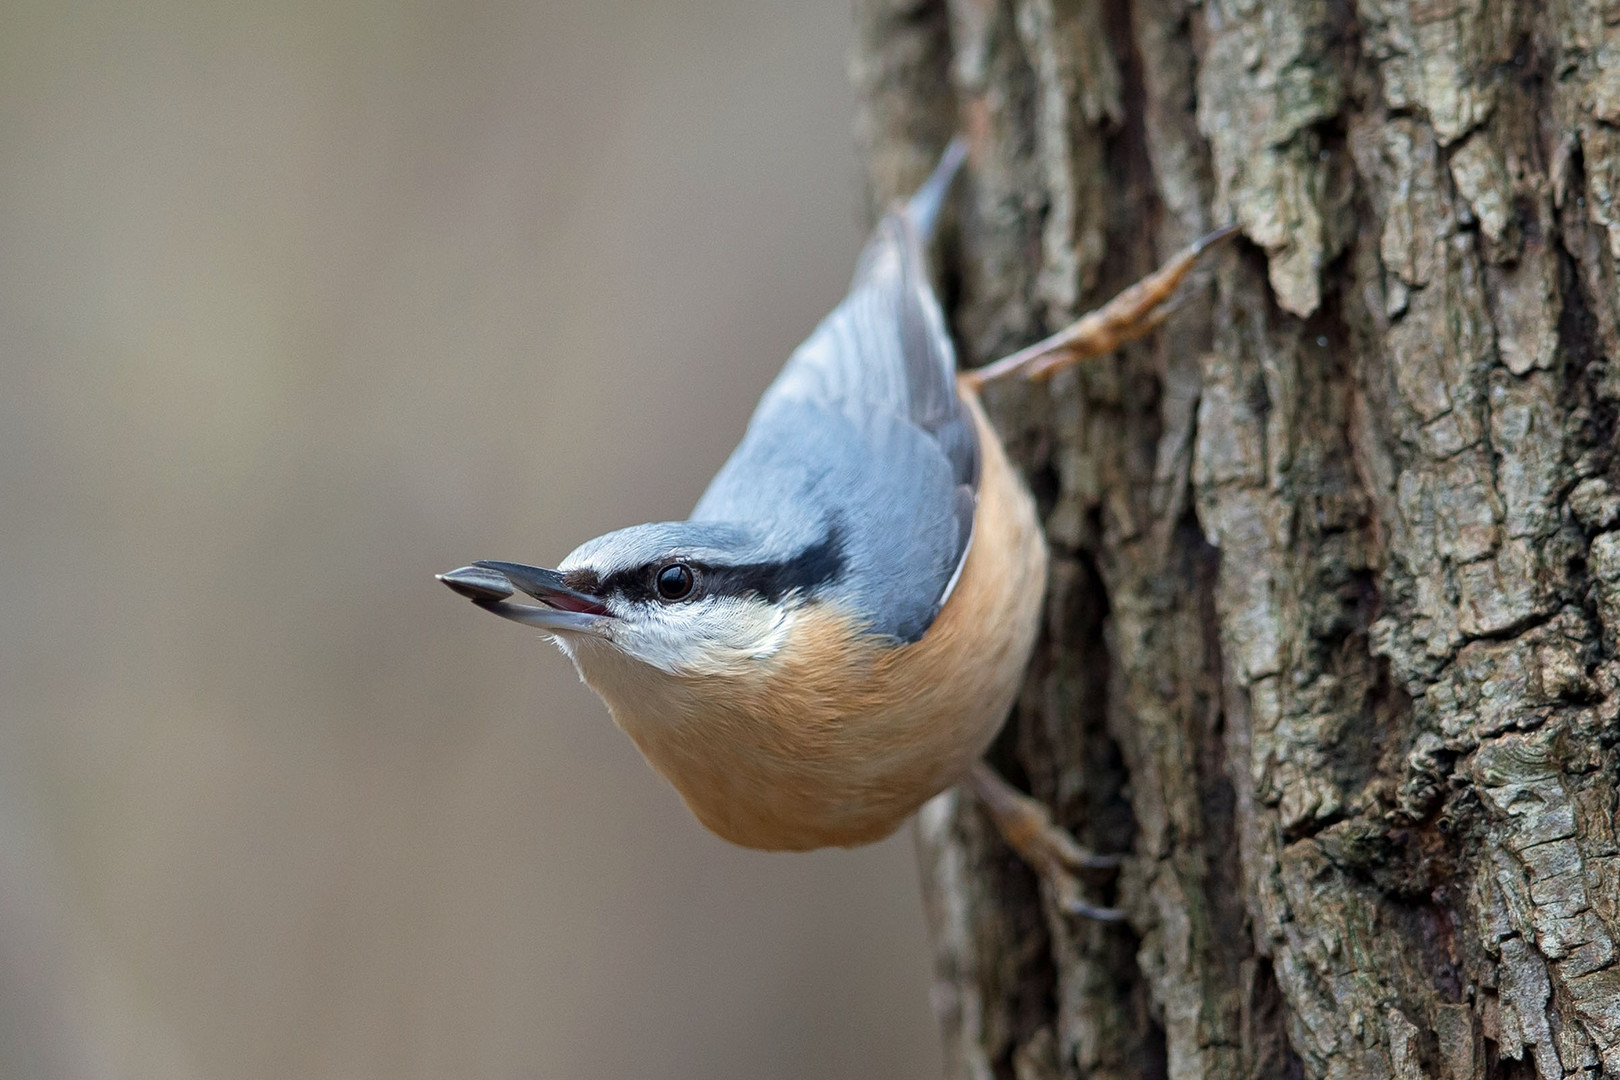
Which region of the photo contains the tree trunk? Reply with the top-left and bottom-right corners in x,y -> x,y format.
851,2 -> 1620,1078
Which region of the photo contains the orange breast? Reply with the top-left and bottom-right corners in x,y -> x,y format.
606,386 -> 1047,851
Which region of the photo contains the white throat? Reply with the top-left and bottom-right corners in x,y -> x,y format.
606,594 -> 793,675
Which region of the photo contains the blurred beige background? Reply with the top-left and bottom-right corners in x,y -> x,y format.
0,2 -> 944,1077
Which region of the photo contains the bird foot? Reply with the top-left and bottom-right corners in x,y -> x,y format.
961,223 -> 1238,391
968,762 -> 1126,922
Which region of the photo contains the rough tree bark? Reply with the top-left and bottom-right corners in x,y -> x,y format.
851,1 -> 1620,1078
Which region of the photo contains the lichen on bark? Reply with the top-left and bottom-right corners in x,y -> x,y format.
854,0 -> 1620,1077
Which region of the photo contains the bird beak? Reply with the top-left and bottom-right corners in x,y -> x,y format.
437,561 -> 612,633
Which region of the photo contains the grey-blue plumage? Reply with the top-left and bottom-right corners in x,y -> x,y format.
689,140 -> 976,642
557,142 -> 975,643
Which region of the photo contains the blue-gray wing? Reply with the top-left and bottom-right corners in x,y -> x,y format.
692,153 -> 978,642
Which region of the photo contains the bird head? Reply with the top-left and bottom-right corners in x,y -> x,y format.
439,521 -> 842,686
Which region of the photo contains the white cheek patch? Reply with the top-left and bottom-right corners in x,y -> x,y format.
606,595 -> 792,676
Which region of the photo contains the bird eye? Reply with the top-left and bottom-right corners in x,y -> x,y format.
655,563 -> 695,601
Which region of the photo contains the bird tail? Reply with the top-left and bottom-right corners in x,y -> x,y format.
904,137 -> 968,242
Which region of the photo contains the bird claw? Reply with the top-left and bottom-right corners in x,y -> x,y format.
1056,887 -> 1127,923
1041,823 -> 1126,872
963,222 -> 1237,389
1017,811 -> 1127,923
968,762 -> 1126,923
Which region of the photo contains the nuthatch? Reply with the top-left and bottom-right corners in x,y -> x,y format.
440,141 -> 1231,919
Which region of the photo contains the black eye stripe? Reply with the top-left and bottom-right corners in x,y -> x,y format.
704,527 -> 843,604
592,526 -> 845,606
596,564 -> 696,604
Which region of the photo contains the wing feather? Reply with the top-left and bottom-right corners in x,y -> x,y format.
692,148 -> 977,641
